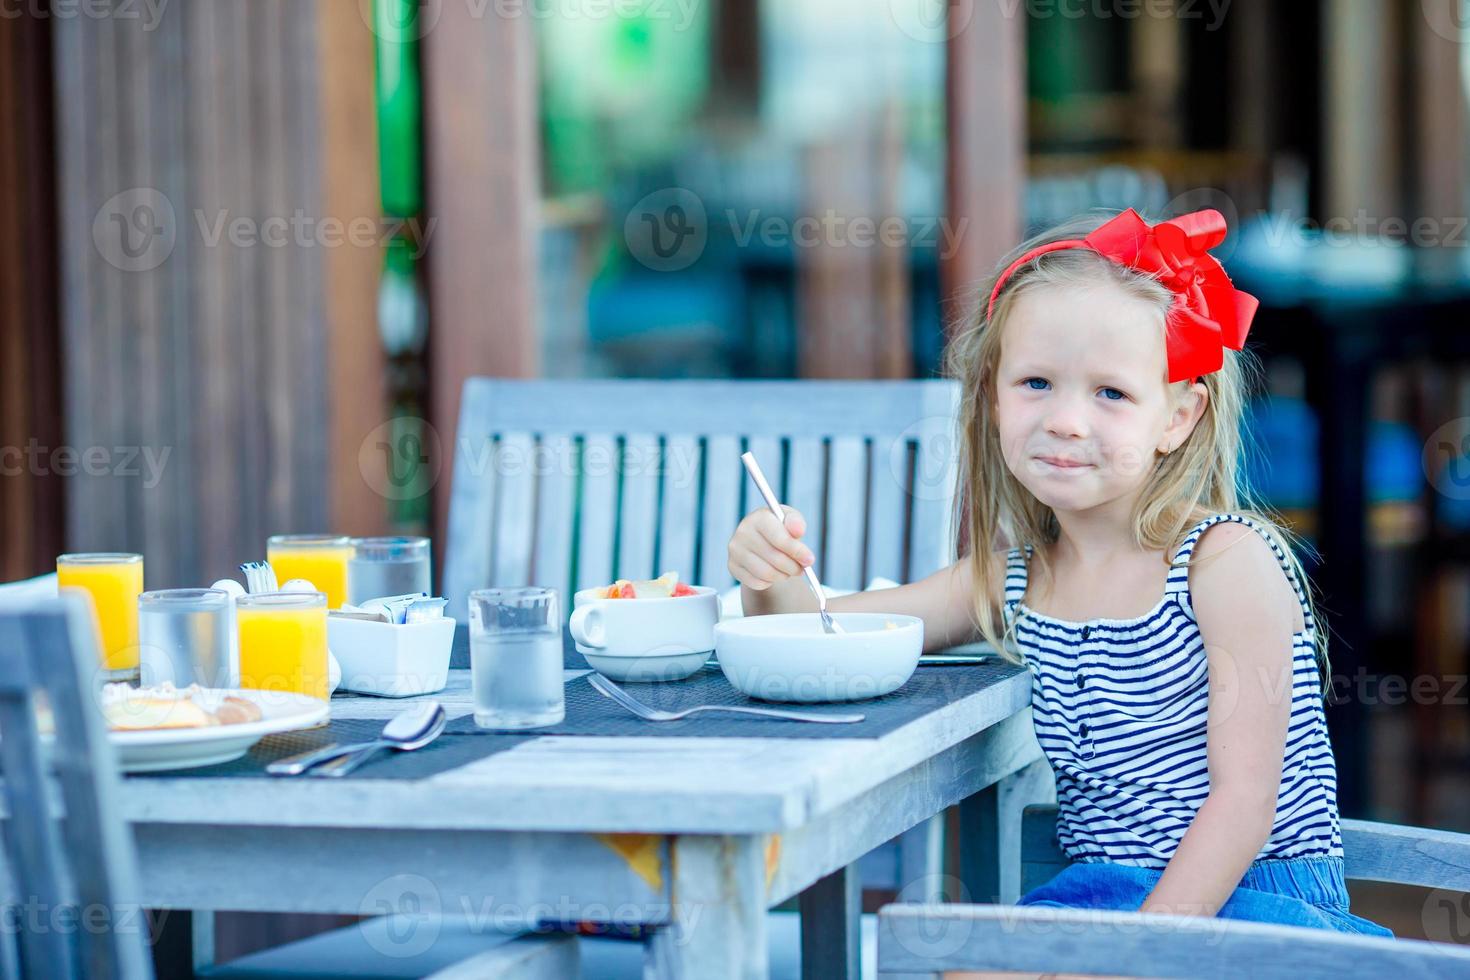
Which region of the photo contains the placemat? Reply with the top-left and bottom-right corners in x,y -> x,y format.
443,661 -> 1026,739
132,717 -> 534,780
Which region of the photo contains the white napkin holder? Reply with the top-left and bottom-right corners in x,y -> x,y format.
326,616 -> 455,697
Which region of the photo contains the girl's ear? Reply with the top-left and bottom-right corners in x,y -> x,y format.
1158,381 -> 1208,454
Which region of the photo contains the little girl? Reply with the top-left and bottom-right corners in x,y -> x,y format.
728,208 -> 1392,935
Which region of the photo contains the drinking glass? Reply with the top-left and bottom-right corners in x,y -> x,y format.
347,536 -> 432,606
266,535 -> 353,608
138,589 -> 233,688
467,587 -> 564,729
56,552 -> 144,681
236,591 -> 329,700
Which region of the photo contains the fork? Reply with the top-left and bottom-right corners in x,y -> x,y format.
238,561 -> 279,594
588,673 -> 864,724
740,451 -> 844,635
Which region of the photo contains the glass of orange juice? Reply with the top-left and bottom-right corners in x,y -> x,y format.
56,552 -> 144,681
266,535 -> 353,608
236,591 -> 329,701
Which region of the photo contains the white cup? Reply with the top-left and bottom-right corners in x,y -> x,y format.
569,586 -> 720,681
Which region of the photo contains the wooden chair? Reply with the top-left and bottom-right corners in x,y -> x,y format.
442,377 -> 960,615
876,802 -> 1470,977
441,377 -> 961,915
0,594 -> 154,980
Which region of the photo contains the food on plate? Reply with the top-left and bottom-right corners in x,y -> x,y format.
100,682 -> 264,731
595,571 -> 697,600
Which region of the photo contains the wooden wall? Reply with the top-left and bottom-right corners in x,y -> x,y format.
50,0 -> 385,591
48,0 -> 386,964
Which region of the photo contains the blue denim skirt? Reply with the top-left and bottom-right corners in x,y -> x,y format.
1019,854 -> 1393,937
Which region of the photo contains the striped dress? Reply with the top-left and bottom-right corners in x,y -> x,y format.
1002,513 -> 1343,868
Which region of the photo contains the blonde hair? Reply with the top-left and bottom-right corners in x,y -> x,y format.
945,211 -> 1329,692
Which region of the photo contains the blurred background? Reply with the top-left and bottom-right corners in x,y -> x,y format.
4,0 -> 1470,946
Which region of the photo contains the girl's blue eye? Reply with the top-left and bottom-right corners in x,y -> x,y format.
1100,387 -> 1126,401
1024,378 -> 1050,391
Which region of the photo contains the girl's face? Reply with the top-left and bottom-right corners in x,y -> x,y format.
993,282 -> 1206,516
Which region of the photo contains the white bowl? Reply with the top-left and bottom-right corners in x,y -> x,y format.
326,616 -> 455,697
570,586 -> 719,682
714,613 -> 924,703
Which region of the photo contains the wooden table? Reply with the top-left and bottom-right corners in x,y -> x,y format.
126,666 -> 1039,979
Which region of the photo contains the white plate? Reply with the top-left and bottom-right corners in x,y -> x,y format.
110,689 -> 329,773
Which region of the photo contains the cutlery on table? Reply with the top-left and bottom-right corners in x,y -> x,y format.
739,451 -> 844,635
589,672 -> 864,724
266,701 -> 446,776
918,653 -> 994,666
238,561 -> 280,595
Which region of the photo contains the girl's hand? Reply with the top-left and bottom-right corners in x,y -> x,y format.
728,505 -> 815,590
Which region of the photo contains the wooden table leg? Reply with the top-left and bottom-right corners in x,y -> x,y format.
799,863 -> 860,980
957,784 -> 1002,906
147,909 -> 197,979
645,835 -> 767,980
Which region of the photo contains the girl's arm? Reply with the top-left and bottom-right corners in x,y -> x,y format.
730,505 -> 996,653
1138,523 -> 1300,916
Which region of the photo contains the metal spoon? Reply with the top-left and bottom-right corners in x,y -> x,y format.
266,701 -> 446,776
740,451 -> 843,634
312,704 -> 447,777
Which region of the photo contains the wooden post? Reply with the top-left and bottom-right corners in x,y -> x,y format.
1410,0 -> 1467,280
318,0 -> 390,538
421,5 -> 541,561
1322,0 -> 1403,223
943,0 -> 1026,332
0,7 -> 64,582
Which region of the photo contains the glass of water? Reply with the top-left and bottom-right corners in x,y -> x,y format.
138,589 -> 233,688
347,536 -> 432,606
467,587 -> 565,730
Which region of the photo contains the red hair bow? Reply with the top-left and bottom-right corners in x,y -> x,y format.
987,209 -> 1258,383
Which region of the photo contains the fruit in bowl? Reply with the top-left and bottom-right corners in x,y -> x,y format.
596,572 -> 697,599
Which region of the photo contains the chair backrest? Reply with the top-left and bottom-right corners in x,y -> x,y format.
0,595 -> 153,980
1021,804 -> 1470,895
442,379 -> 960,618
